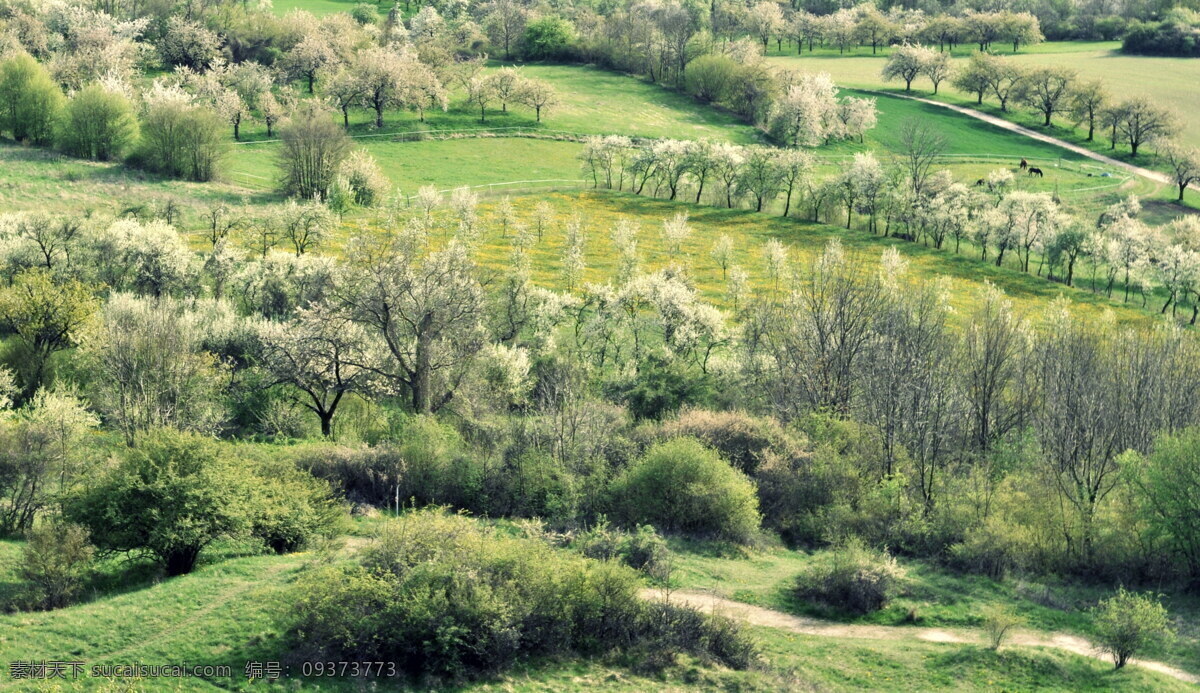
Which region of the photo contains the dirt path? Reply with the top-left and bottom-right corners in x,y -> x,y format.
861,90 -> 1192,193
645,588 -> 1199,686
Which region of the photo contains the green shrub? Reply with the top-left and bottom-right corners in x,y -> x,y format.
19,521 -> 94,610
575,519 -> 669,578
290,509 -> 755,681
522,16 -> 576,60
56,84 -> 137,161
0,52 -> 63,146
66,429 -> 250,576
133,101 -> 226,181
349,3 -> 377,24
616,357 -> 715,421
795,538 -> 905,615
248,459 -> 347,554
980,604 -> 1023,650
1092,588 -> 1174,669
487,450 -> 577,524
608,437 -> 760,542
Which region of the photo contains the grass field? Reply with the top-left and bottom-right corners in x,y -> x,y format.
229,137 -> 585,193
669,539 -> 1200,680
767,41 -> 1200,158
2,522 -> 1193,692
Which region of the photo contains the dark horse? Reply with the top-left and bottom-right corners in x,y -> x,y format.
1019,158 -> 1029,170
1027,167 -> 1044,177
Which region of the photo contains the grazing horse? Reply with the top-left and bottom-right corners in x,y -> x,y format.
1019,158 -> 1029,170
1027,167 -> 1044,177
974,178 -> 986,186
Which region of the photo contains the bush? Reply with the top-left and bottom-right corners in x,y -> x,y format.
608,437 -> 760,542
660,409 -> 794,474
980,604 -> 1022,650
575,519 -> 669,578
487,450 -> 577,524
289,509 -> 754,681
248,458 -> 347,554
350,3 -> 377,25
19,521 -> 94,610
56,84 -> 138,161
277,101 -> 350,199
66,429 -> 250,576
616,357 -> 715,421
295,418 -> 483,512
683,54 -> 738,104
133,101 -> 226,181
337,149 -> 389,207
1092,588 -> 1174,669
0,52 -> 63,146
794,538 -> 904,615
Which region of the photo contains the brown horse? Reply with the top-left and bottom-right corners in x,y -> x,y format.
1019,158 -> 1029,170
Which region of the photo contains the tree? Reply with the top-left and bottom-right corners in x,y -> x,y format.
277,102 -> 351,201
1069,80 -> 1108,141
744,1 -> 785,51
158,17 -> 221,70
952,52 -> 992,104
881,43 -> 930,92
88,295 -> 225,445
354,47 -> 408,129
768,73 -> 839,147
488,67 -> 525,114
1157,140 -> 1200,201
340,241 -> 486,414
1117,98 -> 1176,157
921,51 -> 952,94
983,54 -> 1024,112
0,270 -> 97,399
1016,67 -> 1076,127
484,0 -> 528,59
517,78 -> 558,123
466,75 -> 497,123
854,7 -> 897,54
999,11 -> 1043,52
962,284 -> 1029,450
1133,428 -> 1200,578
278,197 -> 336,256
282,35 -> 338,94
66,430 -> 250,576
56,84 -> 137,161
898,118 -> 945,199
323,66 -> 363,131
0,52 -> 63,145
258,303 -> 373,437
775,148 -> 812,218
1092,589 -> 1173,669
522,16 -> 575,60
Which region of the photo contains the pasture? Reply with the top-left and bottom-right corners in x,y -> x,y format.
767,41 -> 1200,154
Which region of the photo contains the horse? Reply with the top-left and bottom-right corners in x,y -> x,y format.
1019,158 -> 1029,170
974,178 -> 986,186
1027,167 -> 1044,177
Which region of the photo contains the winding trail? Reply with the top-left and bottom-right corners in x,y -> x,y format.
644,588 -> 1199,686
861,90 -> 1192,192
